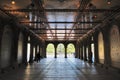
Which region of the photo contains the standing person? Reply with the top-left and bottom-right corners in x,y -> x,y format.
36,53 -> 40,62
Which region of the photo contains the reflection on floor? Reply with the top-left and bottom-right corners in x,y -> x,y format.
0,58 -> 120,80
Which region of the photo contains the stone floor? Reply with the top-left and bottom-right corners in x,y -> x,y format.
0,58 -> 120,80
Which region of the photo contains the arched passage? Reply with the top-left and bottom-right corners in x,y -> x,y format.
91,37 -> 95,62
67,43 -> 75,57
17,32 -> 23,64
27,36 -> 30,62
110,25 -> 120,68
46,43 -> 55,58
98,32 -> 105,64
0,26 -> 13,68
57,43 -> 65,58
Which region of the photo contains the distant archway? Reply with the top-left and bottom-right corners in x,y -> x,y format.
27,36 -> 30,62
91,43 -> 95,62
57,43 -> 65,57
67,43 -> 75,57
98,32 -> 105,64
110,25 -> 120,68
91,36 -> 95,62
46,43 -> 55,57
17,32 -> 23,64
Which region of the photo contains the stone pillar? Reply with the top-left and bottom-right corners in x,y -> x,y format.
22,33 -> 28,64
43,45 -> 47,58
64,44 -> 67,58
84,45 -> 87,61
35,45 -> 37,59
88,42 -> 92,63
103,28 -> 111,68
79,45 -> 81,59
39,45 -> 41,56
75,43 -> 78,58
78,44 -> 80,59
54,44 -> 57,58
41,42 -> 46,58
29,43 -> 34,63
94,33 -> 99,64
80,46 -> 83,60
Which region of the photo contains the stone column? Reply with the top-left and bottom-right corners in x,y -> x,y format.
88,42 -> 92,63
54,44 -> 57,58
35,45 -> 37,60
94,33 -> 99,64
75,43 -> 78,58
80,46 -> 83,60
78,43 -> 80,59
29,43 -> 34,63
22,34 -> 28,64
64,44 -> 67,58
84,45 -> 87,61
39,45 -> 41,56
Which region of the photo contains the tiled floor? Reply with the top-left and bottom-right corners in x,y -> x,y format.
0,58 -> 120,80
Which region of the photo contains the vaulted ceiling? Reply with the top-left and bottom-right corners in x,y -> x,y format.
0,0 -> 120,41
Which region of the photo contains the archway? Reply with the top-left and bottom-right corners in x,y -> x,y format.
33,47 -> 36,60
57,43 -> 65,58
67,43 -> 75,58
86,47 -> 89,60
98,32 -> 105,64
110,25 -> 120,68
27,36 -> 30,62
91,43 -> 95,63
0,26 -> 13,68
91,36 -> 95,62
46,43 -> 55,58
17,32 -> 23,64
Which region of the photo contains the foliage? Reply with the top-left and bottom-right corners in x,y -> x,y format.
67,44 -> 75,54
46,43 -> 75,54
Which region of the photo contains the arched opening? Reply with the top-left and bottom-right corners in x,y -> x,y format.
27,36 -> 30,62
91,36 -> 95,63
46,43 -> 55,58
98,32 -> 105,64
91,43 -> 95,63
86,47 -> 89,60
0,26 -> 13,68
57,43 -> 65,58
17,32 -> 23,64
83,46 -> 85,59
110,25 -> 120,68
67,43 -> 75,58
33,47 -> 36,60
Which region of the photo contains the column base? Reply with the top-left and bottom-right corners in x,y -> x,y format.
65,56 -> 67,58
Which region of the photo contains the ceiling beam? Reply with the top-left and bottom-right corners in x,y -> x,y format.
30,28 -> 92,30
3,9 -> 120,12
36,33 -> 86,34
20,21 -> 101,24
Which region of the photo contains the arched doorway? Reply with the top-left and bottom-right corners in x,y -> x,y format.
91,43 -> 95,63
27,36 -> 30,62
67,43 -> 75,58
33,47 -> 36,60
57,43 -> 65,58
0,26 -> 13,68
91,37 -> 95,63
98,32 -> 105,64
17,32 -> 23,64
46,43 -> 55,58
110,25 -> 120,68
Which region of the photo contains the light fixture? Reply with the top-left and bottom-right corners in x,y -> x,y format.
11,0 -> 15,5
25,15 -> 28,18
92,15 -> 97,19
107,0 -> 111,5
